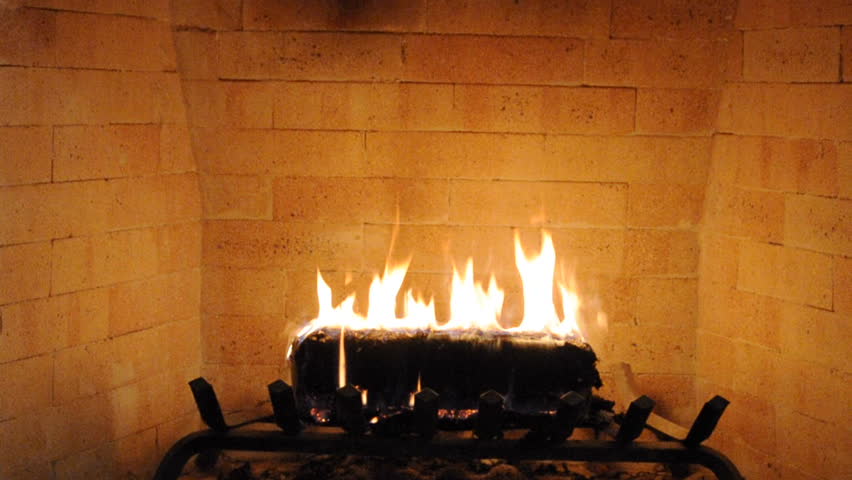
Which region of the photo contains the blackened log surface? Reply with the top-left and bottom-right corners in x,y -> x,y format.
291,328 -> 602,421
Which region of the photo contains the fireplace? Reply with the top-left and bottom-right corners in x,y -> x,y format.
0,0 -> 850,479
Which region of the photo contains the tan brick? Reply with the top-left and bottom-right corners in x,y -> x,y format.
202,175 -> 273,220
53,428 -> 158,480
243,0 -> 427,32
272,81 -> 457,131
732,340 -> 780,398
724,31 -> 744,82
3,462 -> 52,480
364,225 -> 625,276
159,317 -> 203,372
159,124 -> 196,175
285,269 -> 370,324
744,27 -> 841,82
53,125 -> 160,181
0,414 -> 48,476
365,131 -> 547,180
174,30 -> 217,81
696,381 -> 778,456
0,289 -> 109,363
607,324 -> 695,375
108,270 -> 200,336
204,314 -> 287,364
841,142 -> 852,199
0,126 -> 51,186
635,89 -> 720,135
0,68 -> 184,126
636,278 -> 697,327
107,173 -> 201,230
172,0 -> 241,29
611,0 -> 737,39
780,303 -> 849,370
0,67 -> 54,125
195,128 -> 366,176
0,7 -> 55,67
183,81 -> 274,129
385,134 -> 693,185
713,135 -> 839,197
543,135 -> 712,184
364,224 -> 510,274
52,228 -> 159,294
23,0 -> 171,19
425,0 -> 610,38
585,38 -> 730,88
201,363 -> 281,412
778,357 -> 850,426
777,410 -> 852,479
202,267 -> 286,316
53,327 -> 164,403
698,233 -> 740,289
699,287 -> 782,350
835,255 -> 852,314
628,183 -> 704,228
0,181 -> 112,244
218,31 -> 404,81
448,181 -> 627,227
203,220 -> 364,270
735,0 -> 852,29
624,230 -> 699,276
51,69 -> 184,125
0,355 -> 52,421
785,195 -> 852,255
0,242 -> 50,305
702,183 -> 785,242
696,332 -> 736,388
274,177 -> 449,224
737,242 -> 833,308
106,367 -> 200,440
55,12 -> 175,71
404,35 -> 583,85
843,27 -> 852,82
631,374 -> 695,425
453,85 -> 635,134
157,222 -> 202,273
719,83 -> 852,140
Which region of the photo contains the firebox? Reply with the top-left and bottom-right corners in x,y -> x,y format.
0,0 -> 849,479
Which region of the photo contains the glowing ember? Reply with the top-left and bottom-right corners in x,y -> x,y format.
291,230 -> 583,356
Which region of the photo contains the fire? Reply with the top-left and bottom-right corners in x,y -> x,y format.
292,230 -> 584,351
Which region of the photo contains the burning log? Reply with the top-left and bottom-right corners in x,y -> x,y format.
290,327 -> 602,423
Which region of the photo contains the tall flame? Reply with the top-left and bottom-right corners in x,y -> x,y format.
292,230 -> 583,348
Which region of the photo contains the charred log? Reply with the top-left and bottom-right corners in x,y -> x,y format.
290,328 -> 602,424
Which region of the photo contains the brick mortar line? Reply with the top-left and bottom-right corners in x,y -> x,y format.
23,5 -> 169,22
214,75 -> 671,90
46,171 -> 200,185
197,127 -> 706,138
703,230 -> 850,259
0,62 -> 178,75
722,185 -> 851,201
0,313 -> 202,368
224,28 -> 601,42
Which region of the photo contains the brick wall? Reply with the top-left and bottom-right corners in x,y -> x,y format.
698,0 -> 851,478
1,0 -> 848,479
0,1 -> 202,478
175,0 -> 735,425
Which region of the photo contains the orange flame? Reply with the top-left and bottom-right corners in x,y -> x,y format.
292,230 -> 583,350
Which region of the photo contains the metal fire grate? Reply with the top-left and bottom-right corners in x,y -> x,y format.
152,378 -> 743,480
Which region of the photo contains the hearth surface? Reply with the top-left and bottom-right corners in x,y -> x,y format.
178,452 -> 703,480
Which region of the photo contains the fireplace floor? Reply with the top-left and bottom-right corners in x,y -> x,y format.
177,451 -> 714,480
